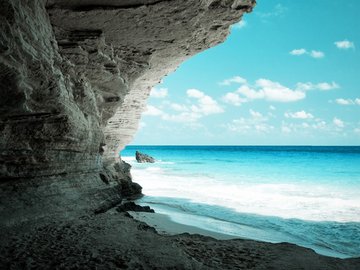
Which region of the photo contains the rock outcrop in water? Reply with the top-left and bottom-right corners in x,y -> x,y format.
1,0 -> 360,269
135,151 -> 155,163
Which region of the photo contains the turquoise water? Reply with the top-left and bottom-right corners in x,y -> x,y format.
121,146 -> 360,258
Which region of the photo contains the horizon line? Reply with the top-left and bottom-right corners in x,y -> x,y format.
126,144 -> 360,147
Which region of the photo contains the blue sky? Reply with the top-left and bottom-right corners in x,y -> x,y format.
131,0 -> 360,145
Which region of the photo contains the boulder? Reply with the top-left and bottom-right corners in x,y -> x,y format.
116,202 -> 155,213
135,151 -> 155,163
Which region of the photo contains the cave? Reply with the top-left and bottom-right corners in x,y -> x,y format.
1,0 -> 359,269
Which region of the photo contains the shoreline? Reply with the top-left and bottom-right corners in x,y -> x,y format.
128,211 -> 240,240
129,208 -> 358,259
3,209 -> 360,270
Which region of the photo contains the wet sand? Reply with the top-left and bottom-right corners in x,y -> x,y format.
128,211 -> 239,240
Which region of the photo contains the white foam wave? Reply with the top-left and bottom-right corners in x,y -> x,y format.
122,156 -> 136,163
145,167 -> 164,173
131,167 -> 360,222
157,161 -> 175,164
121,156 -> 174,165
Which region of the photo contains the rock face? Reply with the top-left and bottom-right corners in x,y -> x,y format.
116,202 -> 155,213
0,0 -> 255,220
135,151 -> 155,163
46,0 -> 256,163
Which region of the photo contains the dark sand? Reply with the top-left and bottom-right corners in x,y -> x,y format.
1,209 -> 359,269
128,211 -> 239,240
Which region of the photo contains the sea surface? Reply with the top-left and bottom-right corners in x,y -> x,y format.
121,146 -> 360,258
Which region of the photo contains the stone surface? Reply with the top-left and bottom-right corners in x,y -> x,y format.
135,151 -> 155,163
0,0 -> 254,220
116,202 -> 155,213
47,0 -> 256,164
1,0 -> 101,179
0,0 -> 254,177
0,0 -> 255,238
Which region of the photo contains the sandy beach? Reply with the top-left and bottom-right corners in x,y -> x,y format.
129,211 -> 239,240
1,206 -> 360,269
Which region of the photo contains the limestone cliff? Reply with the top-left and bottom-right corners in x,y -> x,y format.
2,2 -> 360,269
0,0 -> 254,220
46,0 -> 255,163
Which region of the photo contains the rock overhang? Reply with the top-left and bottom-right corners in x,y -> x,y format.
0,0 -> 254,216
47,0 -> 255,161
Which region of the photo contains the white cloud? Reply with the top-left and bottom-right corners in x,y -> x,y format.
223,76 -> 341,107
249,109 -> 264,119
232,20 -> 247,29
285,110 -> 314,119
289,49 -> 325,59
145,89 -> 223,120
236,85 -> 264,99
228,111 -> 273,134
310,50 -> 325,58
255,124 -> 274,133
228,118 -> 251,133
219,76 -> 247,86
187,88 -> 204,99
187,89 -> 224,115
334,98 -> 360,105
146,89 -> 223,123
296,81 -> 339,91
224,78 -> 305,106
269,105 -> 276,110
255,79 -> 305,102
295,82 -> 313,91
312,120 -> 327,130
282,118 -> 328,134
290,48 -> 307,55
170,103 -> 188,111
150,87 -> 168,98
334,40 -> 355,50
161,112 -> 200,123
302,122 -> 310,128
317,82 -> 339,90
222,92 -> 247,106
333,117 -> 344,128
336,98 -> 353,105
143,105 -> 164,116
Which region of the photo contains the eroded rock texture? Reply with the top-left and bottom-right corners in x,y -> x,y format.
47,0 -> 255,162
0,0 -> 254,220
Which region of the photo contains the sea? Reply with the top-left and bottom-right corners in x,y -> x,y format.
120,146 -> 360,258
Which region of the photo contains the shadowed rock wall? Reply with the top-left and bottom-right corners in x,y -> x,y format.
0,0 -> 104,179
0,0 -> 254,220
